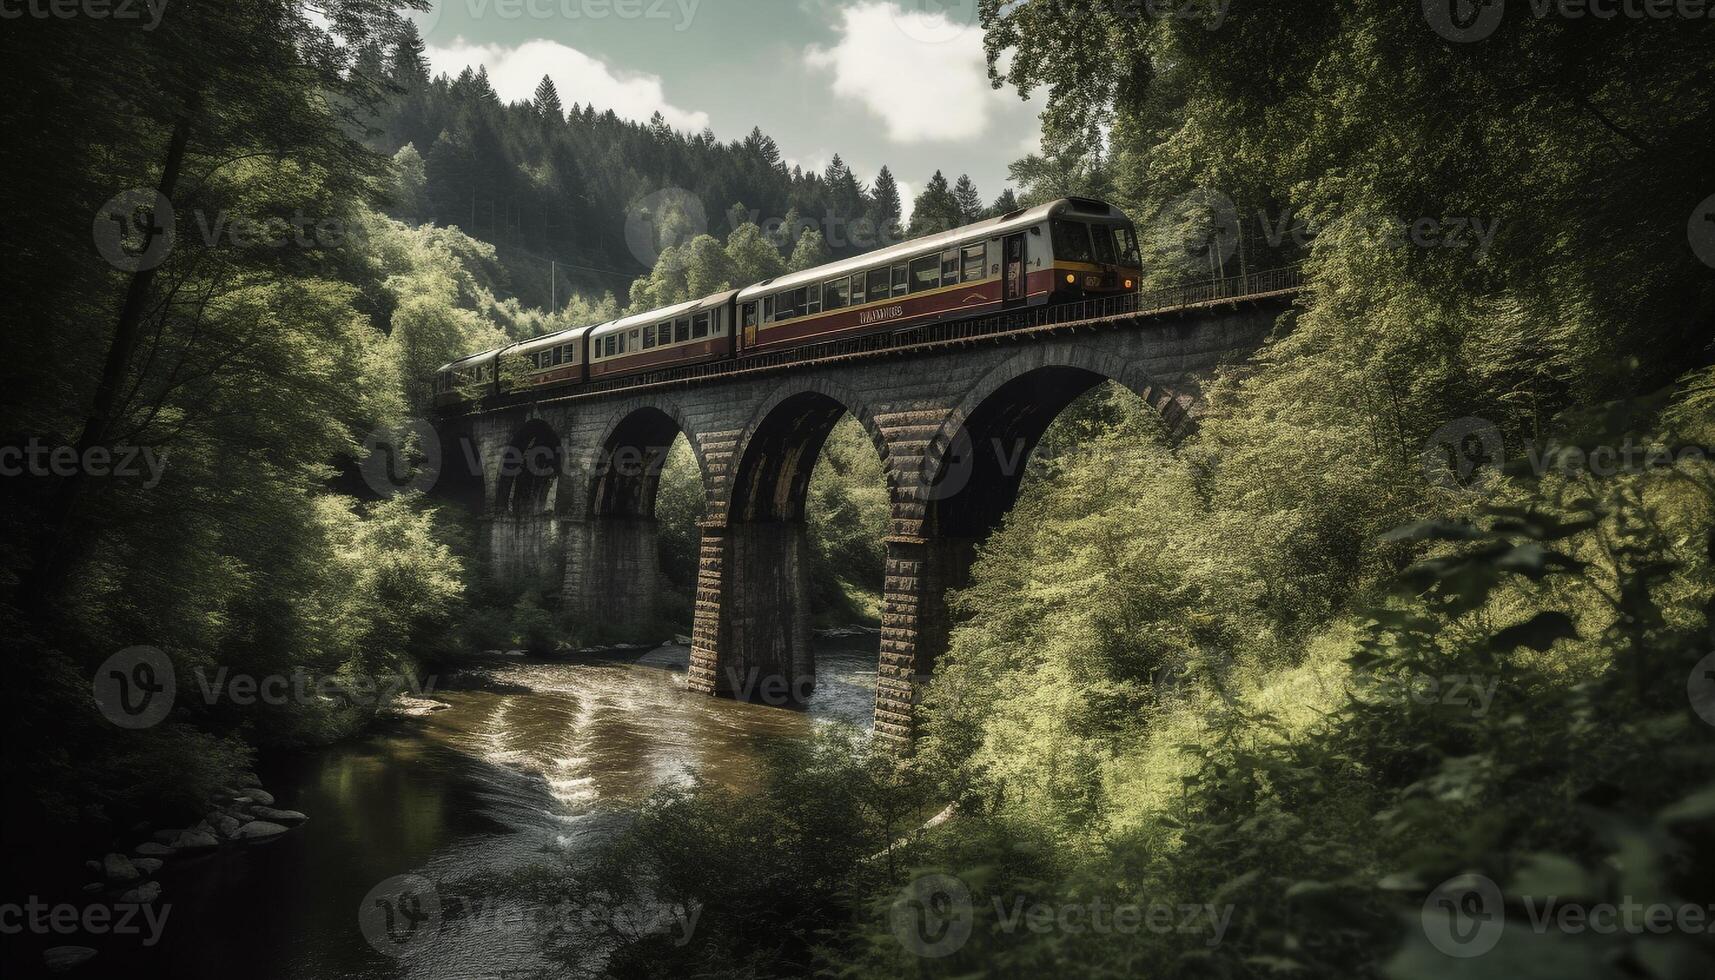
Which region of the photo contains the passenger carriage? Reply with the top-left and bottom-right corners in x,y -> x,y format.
432,197 -> 1142,405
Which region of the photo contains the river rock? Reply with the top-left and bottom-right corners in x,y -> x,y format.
103,853 -> 139,883
233,820 -> 290,840
171,829 -> 221,850
134,842 -> 174,857
81,882 -> 103,893
243,787 -> 276,806
672,634 -> 693,646
133,857 -> 164,875
206,812 -> 242,838
238,771 -> 261,788
83,860 -> 101,874
119,881 -> 161,904
151,829 -> 183,844
385,695 -> 451,718
43,946 -> 97,973
249,806 -> 307,824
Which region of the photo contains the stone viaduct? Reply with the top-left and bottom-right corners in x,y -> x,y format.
432,275 -> 1298,748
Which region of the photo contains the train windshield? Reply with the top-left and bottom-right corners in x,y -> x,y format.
1051,219 -> 1094,263
1115,224 -> 1140,265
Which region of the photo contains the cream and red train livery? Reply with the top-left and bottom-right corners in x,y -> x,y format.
433,198 -> 1142,408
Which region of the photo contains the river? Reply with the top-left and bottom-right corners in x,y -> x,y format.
95,638 -> 879,979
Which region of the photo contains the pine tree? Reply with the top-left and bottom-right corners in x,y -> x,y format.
788,227 -> 831,272
908,171 -> 963,236
532,75 -> 563,121
989,188 -> 1020,217
953,174 -> 984,223
392,142 -> 429,224
388,21 -> 429,86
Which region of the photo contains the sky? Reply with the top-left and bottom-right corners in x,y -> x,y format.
411,0 -> 1046,222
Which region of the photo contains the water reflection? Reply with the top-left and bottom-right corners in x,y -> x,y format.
108,638 -> 878,979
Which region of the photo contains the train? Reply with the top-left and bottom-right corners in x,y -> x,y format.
433,197 -> 1143,409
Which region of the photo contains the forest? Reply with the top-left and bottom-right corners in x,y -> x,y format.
2,2 -> 1713,978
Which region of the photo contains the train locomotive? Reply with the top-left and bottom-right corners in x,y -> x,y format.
433,197 -> 1142,409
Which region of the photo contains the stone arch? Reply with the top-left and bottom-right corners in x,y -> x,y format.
723,377 -> 894,524
915,346 -> 1175,539
494,417 -> 565,517
703,377 -> 894,705
586,397 -> 706,519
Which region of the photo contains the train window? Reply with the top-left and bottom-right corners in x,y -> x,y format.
941,248 -> 960,287
1116,225 -> 1140,264
743,303 -> 757,329
642,328 -> 656,349
776,290 -> 795,321
868,269 -> 887,301
714,313 -> 725,335
1052,219 -> 1094,263
852,270 -> 869,306
1091,224 -> 1117,264
692,313 -> 710,338
909,255 -> 939,292
962,244 -> 986,282
553,346 -> 564,366
605,335 -> 617,357
806,283 -> 822,315
563,344 -> 576,363
826,276 -> 849,310
619,332 -> 629,354
892,263 -> 909,297
763,295 -> 774,323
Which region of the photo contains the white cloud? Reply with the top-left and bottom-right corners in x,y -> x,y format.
805,2 -> 1002,143
426,38 -> 711,133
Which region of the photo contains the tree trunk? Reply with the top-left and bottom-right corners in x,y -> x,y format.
30,96 -> 198,605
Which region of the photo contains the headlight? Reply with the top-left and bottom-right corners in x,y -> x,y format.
1065,273 -> 1076,284
1124,279 -> 1134,289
